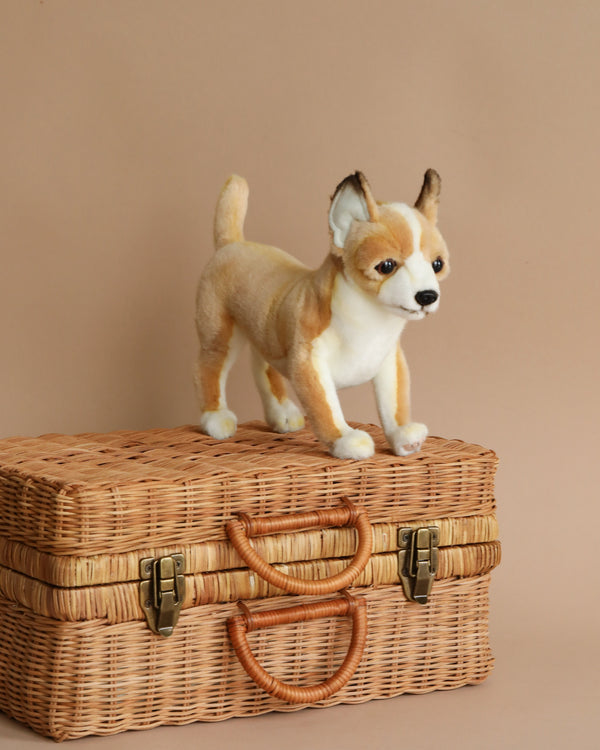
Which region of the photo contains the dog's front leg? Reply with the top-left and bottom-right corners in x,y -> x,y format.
373,344 -> 428,456
291,347 -> 375,460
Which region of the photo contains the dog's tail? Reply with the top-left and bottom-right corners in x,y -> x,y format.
213,175 -> 249,250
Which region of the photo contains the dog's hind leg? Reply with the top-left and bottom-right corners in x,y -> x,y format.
195,317 -> 244,440
251,349 -> 305,433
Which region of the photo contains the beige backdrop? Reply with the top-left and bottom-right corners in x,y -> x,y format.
1,1 -> 599,748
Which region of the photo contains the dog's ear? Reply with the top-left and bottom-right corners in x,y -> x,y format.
329,172 -> 379,250
415,169 -> 441,224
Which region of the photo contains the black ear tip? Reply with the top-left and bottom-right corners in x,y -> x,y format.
332,171 -> 366,199
425,168 -> 442,188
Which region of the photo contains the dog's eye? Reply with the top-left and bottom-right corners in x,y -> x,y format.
432,258 -> 444,273
375,259 -> 397,275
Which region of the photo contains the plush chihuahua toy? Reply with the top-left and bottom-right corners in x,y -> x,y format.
195,170 -> 449,459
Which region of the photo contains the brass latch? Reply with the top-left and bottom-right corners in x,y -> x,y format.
398,527 -> 439,605
140,554 -> 185,637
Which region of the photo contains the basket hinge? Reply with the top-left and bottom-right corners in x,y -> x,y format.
140,553 -> 185,637
398,527 -> 439,605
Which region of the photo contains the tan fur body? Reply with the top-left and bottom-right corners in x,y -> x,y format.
195,171 -> 449,459
197,243 -> 333,375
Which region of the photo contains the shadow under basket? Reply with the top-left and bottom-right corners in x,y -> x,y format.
0,421 -> 500,741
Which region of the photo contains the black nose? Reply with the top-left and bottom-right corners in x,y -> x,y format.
415,290 -> 439,307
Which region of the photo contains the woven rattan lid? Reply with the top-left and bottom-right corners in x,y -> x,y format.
0,421 -> 497,556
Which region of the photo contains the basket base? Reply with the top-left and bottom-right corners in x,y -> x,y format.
0,576 -> 494,741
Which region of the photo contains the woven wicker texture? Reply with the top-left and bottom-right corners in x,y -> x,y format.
0,513 -> 499,586
0,421 -> 498,555
0,541 -> 500,622
0,575 -> 494,742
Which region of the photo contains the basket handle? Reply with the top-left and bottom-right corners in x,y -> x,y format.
225,498 -> 372,595
227,594 -> 367,703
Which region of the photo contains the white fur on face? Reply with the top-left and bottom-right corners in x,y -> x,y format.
390,203 -> 423,250
376,203 -> 440,319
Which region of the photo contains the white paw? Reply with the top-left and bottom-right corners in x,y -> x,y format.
266,399 -> 305,434
200,409 -> 237,440
389,422 -> 428,456
331,429 -> 375,460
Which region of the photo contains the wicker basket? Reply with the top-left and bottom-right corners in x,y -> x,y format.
0,421 -> 500,741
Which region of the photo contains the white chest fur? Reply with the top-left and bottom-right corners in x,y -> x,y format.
312,274 -> 406,389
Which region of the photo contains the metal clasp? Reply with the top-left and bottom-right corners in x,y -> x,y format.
140,554 -> 185,637
398,527 -> 439,605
